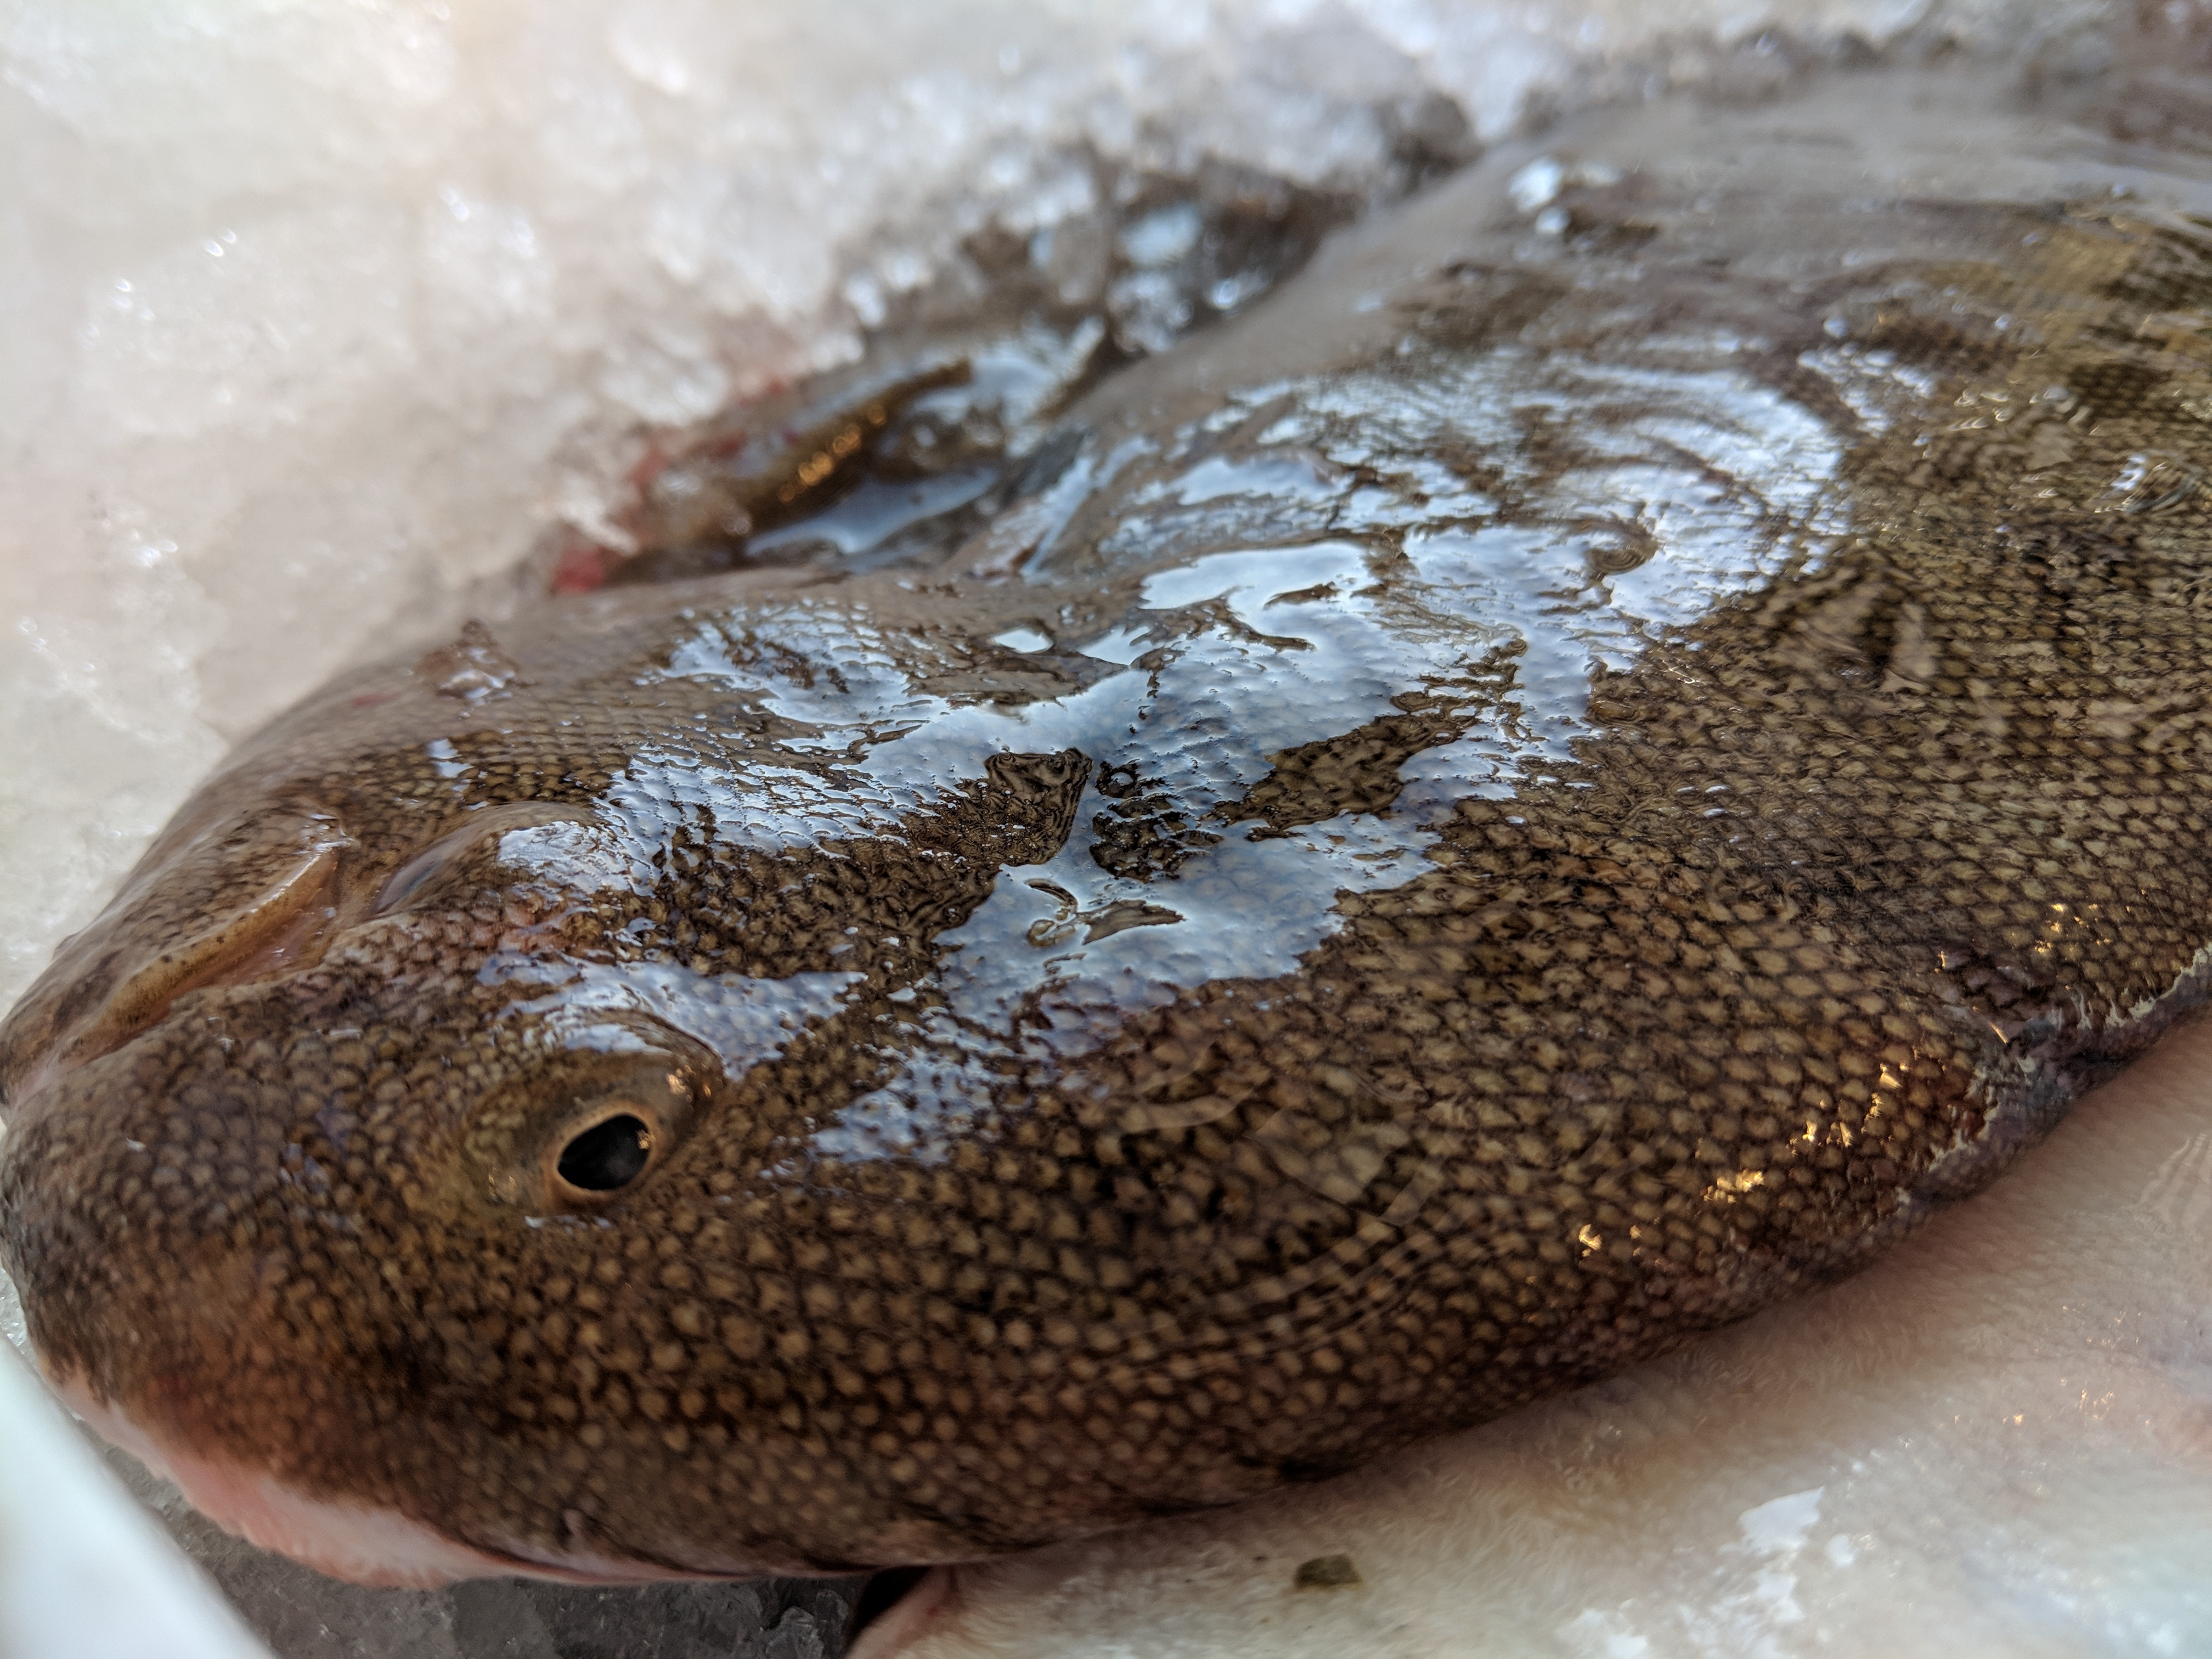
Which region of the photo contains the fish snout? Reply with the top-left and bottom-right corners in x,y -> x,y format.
0,1023 -> 527,1588
0,1029 -> 279,1422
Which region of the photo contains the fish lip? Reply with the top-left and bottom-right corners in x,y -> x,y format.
38,1363 -> 528,1589
36,1359 -> 710,1590
32,1357 -> 831,1591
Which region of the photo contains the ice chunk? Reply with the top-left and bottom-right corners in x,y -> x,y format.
0,1338 -> 272,1657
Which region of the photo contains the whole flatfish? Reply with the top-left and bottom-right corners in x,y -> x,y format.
8,80 -> 2212,1607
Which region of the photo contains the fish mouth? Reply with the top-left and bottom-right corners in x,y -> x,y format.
35,1356 -> 968,1650
37,1352 -> 968,1652
43,1364 -> 554,1589
36,1362 -> 740,1592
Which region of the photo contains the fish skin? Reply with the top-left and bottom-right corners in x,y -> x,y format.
10,103 -> 2212,1588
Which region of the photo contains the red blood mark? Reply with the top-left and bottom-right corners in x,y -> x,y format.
551,540 -> 614,594
626,438 -> 671,493
347,690 -> 399,709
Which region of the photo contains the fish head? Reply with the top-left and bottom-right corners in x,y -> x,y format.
0,619 -> 1092,1586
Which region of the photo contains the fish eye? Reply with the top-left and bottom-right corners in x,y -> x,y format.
478,1023 -> 713,1214
540,1093 -> 679,1208
555,1110 -> 654,1193
521,1052 -> 703,1212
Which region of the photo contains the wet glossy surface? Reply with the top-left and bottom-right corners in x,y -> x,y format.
902,1008 -> 2212,1657
13,64 -> 2212,1597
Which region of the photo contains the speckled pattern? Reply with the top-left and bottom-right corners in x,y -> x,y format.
8,166 -> 2212,1582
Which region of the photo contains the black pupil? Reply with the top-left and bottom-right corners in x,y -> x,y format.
557,1114 -> 652,1192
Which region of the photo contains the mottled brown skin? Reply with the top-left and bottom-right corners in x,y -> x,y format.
9,155 -> 2212,1582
